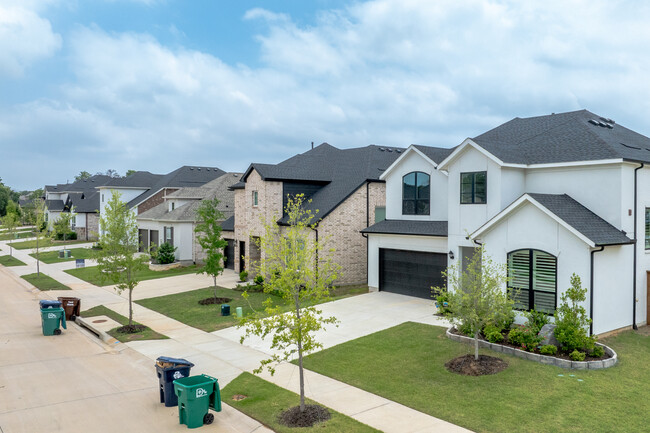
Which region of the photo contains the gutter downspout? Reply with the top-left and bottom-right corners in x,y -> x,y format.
633,163 -> 644,330
590,246 -> 605,336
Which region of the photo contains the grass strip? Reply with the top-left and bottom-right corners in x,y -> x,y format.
30,247 -> 95,264
65,264 -> 203,286
81,305 -> 168,342
21,273 -> 71,291
0,255 -> 26,267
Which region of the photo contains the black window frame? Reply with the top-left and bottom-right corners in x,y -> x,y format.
460,171 -> 487,204
402,171 -> 430,215
507,249 -> 557,314
645,207 -> 650,250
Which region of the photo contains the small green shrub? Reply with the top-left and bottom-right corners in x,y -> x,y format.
239,270 -> 248,281
485,328 -> 504,343
434,290 -> 452,315
591,345 -> 605,358
555,274 -> 597,353
508,326 -> 542,352
495,309 -> 516,332
458,322 -> 474,336
525,308 -> 550,333
540,344 -> 558,356
54,231 -> 77,240
254,274 -> 264,285
570,350 -> 586,361
156,242 -> 177,264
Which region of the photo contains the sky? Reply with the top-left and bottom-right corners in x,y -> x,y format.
1,0 -> 650,191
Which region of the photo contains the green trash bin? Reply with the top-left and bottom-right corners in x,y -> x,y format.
39,300 -> 66,336
173,374 -> 221,429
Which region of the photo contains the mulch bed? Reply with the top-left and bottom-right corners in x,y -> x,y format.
198,297 -> 232,305
445,354 -> 508,376
278,404 -> 331,428
116,324 -> 147,334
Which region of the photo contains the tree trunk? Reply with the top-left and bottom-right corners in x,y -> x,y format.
295,289 -> 305,412
36,236 -> 40,276
474,330 -> 479,361
129,287 -> 133,327
213,275 -> 217,300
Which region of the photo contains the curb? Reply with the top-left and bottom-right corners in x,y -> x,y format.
76,316 -> 125,349
446,327 -> 618,369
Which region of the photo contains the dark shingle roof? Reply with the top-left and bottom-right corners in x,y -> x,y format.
471,110 -> 650,165
45,200 -> 65,211
69,191 -> 100,213
361,219 -> 448,237
527,193 -> 632,246
412,145 -> 456,164
220,216 -> 234,232
100,171 -> 163,189
242,143 -> 403,224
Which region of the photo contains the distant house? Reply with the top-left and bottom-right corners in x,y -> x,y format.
136,173 -> 241,264
226,143 -> 401,285
363,109 -> 650,336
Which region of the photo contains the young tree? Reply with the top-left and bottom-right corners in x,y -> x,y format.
194,197 -> 228,301
2,210 -> 20,256
239,194 -> 340,412
31,202 -> 47,276
95,191 -> 148,328
50,212 -> 75,255
434,245 -> 514,360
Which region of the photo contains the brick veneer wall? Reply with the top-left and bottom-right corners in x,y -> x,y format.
138,188 -> 179,214
86,213 -> 99,241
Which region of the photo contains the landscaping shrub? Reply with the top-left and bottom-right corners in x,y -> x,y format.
483,324 -> 504,343
54,231 -> 77,240
458,321 -> 474,336
570,350 -> 586,361
591,345 -> 605,358
494,308 -> 516,332
239,270 -> 248,281
525,308 -> 550,333
554,274 -> 596,353
434,290 -> 453,315
156,242 -> 177,264
254,274 -> 264,285
508,326 -> 542,352
540,344 -> 558,355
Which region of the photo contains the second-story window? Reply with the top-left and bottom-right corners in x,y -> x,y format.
402,172 -> 430,215
460,171 -> 487,204
252,191 -> 258,207
645,208 -> 650,250
171,202 -> 175,211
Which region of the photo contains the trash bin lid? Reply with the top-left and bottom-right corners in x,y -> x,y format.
39,300 -> 62,309
156,356 -> 195,368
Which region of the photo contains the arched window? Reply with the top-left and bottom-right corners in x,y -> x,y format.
402,172 -> 430,215
507,249 -> 557,314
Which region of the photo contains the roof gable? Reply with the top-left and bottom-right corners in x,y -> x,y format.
380,145 -> 454,180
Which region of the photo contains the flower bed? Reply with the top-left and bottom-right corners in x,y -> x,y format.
446,327 -> 617,369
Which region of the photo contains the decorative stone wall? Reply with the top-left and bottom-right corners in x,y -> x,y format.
446,328 -> 618,369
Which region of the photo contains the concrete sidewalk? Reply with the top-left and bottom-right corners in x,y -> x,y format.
0,267 -> 271,433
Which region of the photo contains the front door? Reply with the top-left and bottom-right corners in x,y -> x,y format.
239,241 -> 246,272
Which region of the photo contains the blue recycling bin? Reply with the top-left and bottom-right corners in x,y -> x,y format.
156,356 -> 195,407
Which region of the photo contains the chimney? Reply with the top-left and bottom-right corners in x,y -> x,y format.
311,141 -> 314,150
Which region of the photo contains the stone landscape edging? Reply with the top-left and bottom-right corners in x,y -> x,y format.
445,327 -> 617,369
148,262 -> 181,271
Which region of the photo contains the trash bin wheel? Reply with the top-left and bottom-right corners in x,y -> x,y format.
71,315 -> 77,321
203,413 -> 214,425
54,329 -> 62,335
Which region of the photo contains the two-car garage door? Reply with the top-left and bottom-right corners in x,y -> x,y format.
379,248 -> 447,299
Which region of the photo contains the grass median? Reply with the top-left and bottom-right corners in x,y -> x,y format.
0,255 -> 26,266
81,305 -> 168,342
21,273 -> 71,290
300,321 -> 648,433
30,247 -> 95,264
222,372 -> 380,433
65,264 -> 203,286
9,238 -> 91,250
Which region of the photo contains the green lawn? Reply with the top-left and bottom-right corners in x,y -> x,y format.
0,231 -> 34,241
222,372 -> 380,433
0,255 -> 26,266
300,322 -> 649,433
136,285 -> 368,332
64,264 -> 203,286
81,305 -> 168,342
30,247 -> 95,264
21,273 -> 71,291
9,238 -> 91,250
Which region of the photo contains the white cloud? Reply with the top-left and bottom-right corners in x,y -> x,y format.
3,0 -> 650,189
0,4 -> 61,76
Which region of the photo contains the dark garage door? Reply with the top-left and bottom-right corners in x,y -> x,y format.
224,239 -> 235,270
379,248 -> 446,299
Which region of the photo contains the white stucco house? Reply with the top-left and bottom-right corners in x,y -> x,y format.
363,110 -> 650,336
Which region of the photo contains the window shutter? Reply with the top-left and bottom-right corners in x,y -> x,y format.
508,250 -> 530,310
170,227 -> 174,248
532,251 -> 556,313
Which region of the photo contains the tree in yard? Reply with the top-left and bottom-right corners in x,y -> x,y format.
2,208 -> 20,256
31,201 -> 47,276
434,244 -> 514,361
50,211 -> 75,256
194,197 -> 228,301
74,171 -> 92,181
239,194 -> 340,414
95,191 -> 148,329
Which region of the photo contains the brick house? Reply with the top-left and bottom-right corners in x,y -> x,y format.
222,143 -> 402,285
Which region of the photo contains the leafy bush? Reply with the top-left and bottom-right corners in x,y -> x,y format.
525,308 -> 550,333
554,274 -> 596,353
434,290 -> 453,315
254,274 -> 264,285
540,344 -> 558,356
570,350 -> 586,361
508,326 -> 542,352
591,345 -> 605,358
156,242 -> 177,265
495,308 -> 516,332
458,321 -> 474,337
239,270 -> 248,281
484,324 -> 504,343
54,231 -> 77,240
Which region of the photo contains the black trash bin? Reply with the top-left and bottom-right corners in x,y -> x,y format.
221,304 -> 230,316
156,356 -> 195,407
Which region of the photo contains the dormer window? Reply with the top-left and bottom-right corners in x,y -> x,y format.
402,172 -> 430,215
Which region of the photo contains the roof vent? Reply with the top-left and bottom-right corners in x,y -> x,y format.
588,119 -> 599,126
197,167 -> 201,171
396,149 -> 402,153
589,118 -> 615,129
190,167 -> 194,170
378,147 -> 385,151
386,148 -> 393,152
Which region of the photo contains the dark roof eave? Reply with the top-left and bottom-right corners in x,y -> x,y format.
596,239 -> 636,247
360,229 -> 448,237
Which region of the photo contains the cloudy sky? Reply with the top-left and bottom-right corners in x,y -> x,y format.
1,0 -> 649,191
